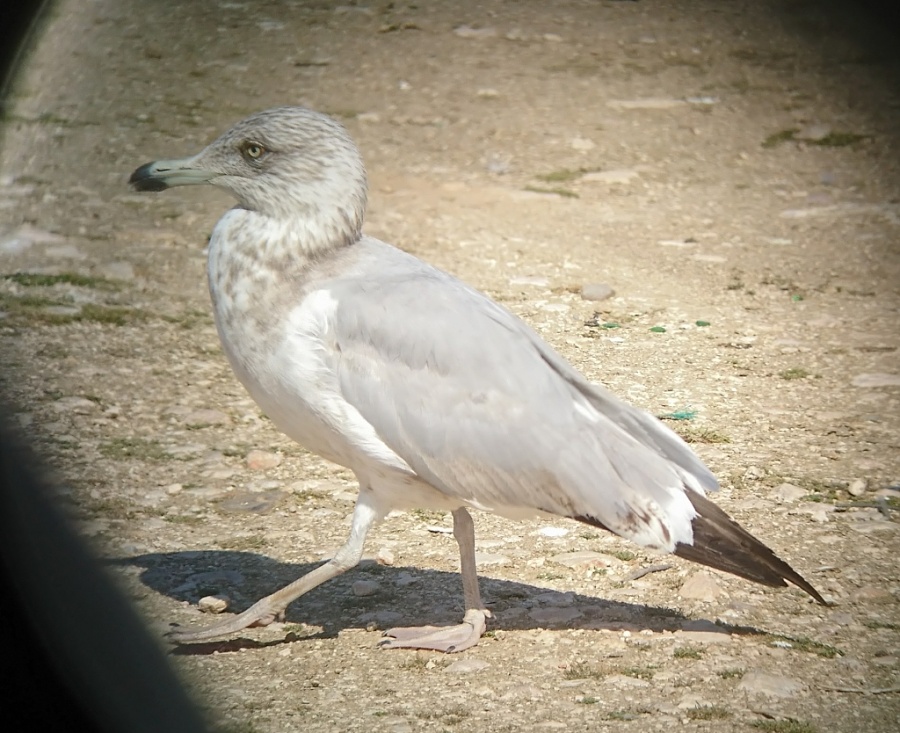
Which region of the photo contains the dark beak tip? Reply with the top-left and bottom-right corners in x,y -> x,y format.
128,162 -> 169,192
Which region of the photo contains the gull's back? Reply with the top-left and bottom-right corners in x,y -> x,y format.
212,229 -> 718,553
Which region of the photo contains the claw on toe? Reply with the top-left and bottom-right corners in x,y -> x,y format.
166,605 -> 287,643
378,609 -> 489,653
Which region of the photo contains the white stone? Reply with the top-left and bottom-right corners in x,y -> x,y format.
607,97 -> 687,110
852,373 -> 900,388
198,595 -> 229,614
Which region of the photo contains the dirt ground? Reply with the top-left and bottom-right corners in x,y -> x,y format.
1,1 -> 899,731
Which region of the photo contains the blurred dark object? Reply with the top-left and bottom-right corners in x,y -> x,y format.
1,2 -> 209,729
0,412 -> 210,732
0,0 -> 52,105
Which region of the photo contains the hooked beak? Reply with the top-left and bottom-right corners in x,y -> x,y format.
128,155 -> 215,192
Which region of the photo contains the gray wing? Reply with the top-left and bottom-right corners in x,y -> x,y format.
328,246 -> 718,551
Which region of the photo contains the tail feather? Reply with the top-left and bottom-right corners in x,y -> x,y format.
574,490 -> 826,605
674,491 -> 826,604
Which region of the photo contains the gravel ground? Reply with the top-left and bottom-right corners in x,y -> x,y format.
1,1 -> 898,731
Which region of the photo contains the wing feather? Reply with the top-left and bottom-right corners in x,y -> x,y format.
325,243 -> 713,551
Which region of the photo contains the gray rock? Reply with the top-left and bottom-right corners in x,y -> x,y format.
246,449 -> 282,469
582,169 -> 639,184
475,552 -> 511,567
375,547 -> 395,565
676,620 -> 732,644
847,478 -> 867,497
772,483 -> 807,502
500,684 -> 543,701
606,673 -> 651,688
849,585 -> 895,604
738,670 -> 806,698
607,98 -> 687,110
444,658 -> 491,674
532,591 -> 576,606
94,260 -> 136,280
352,580 -> 380,597
453,25 -> 496,39
581,283 -> 616,301
217,489 -> 284,514
570,137 -> 595,151
796,123 -> 832,142
0,224 -> 64,254
851,373 -> 900,388
380,717 -> 412,733
290,479 -> 332,495
52,396 -> 99,414
43,305 -> 81,316
549,551 -> 611,569
509,275 -> 549,287
357,610 -> 404,627
679,572 -> 722,601
183,408 -> 232,426
529,606 -> 583,625
792,502 -> 835,523
164,443 -> 207,459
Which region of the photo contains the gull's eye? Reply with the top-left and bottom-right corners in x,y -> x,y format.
240,141 -> 267,162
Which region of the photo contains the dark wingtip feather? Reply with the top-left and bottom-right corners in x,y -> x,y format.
573,491 -> 827,605
674,491 -> 827,605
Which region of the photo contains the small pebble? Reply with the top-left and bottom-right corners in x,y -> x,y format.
444,658 -> 491,674
183,408 -> 231,426
582,169 -> 639,184
851,373 -> 900,388
795,123 -> 832,142
246,449 -> 282,470
352,580 -> 380,597
679,572 -> 722,601
198,596 -> 229,614
570,137 -> 595,152
549,551 -> 611,569
580,283 -> 615,301
738,670 -> 806,698
772,483 -> 807,502
52,396 -> 99,414
453,25 -> 497,39
376,547 -> 395,565
847,478 -> 867,497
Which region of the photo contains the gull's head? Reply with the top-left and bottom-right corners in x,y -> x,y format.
129,107 -> 368,235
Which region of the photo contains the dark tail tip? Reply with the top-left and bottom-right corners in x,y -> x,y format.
675,491 -> 827,605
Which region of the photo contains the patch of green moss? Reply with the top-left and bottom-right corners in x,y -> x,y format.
524,185 -> 579,198
1,272 -> 119,289
535,167 -> 599,183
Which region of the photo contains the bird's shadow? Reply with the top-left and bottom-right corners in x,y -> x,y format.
116,550 -> 768,655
